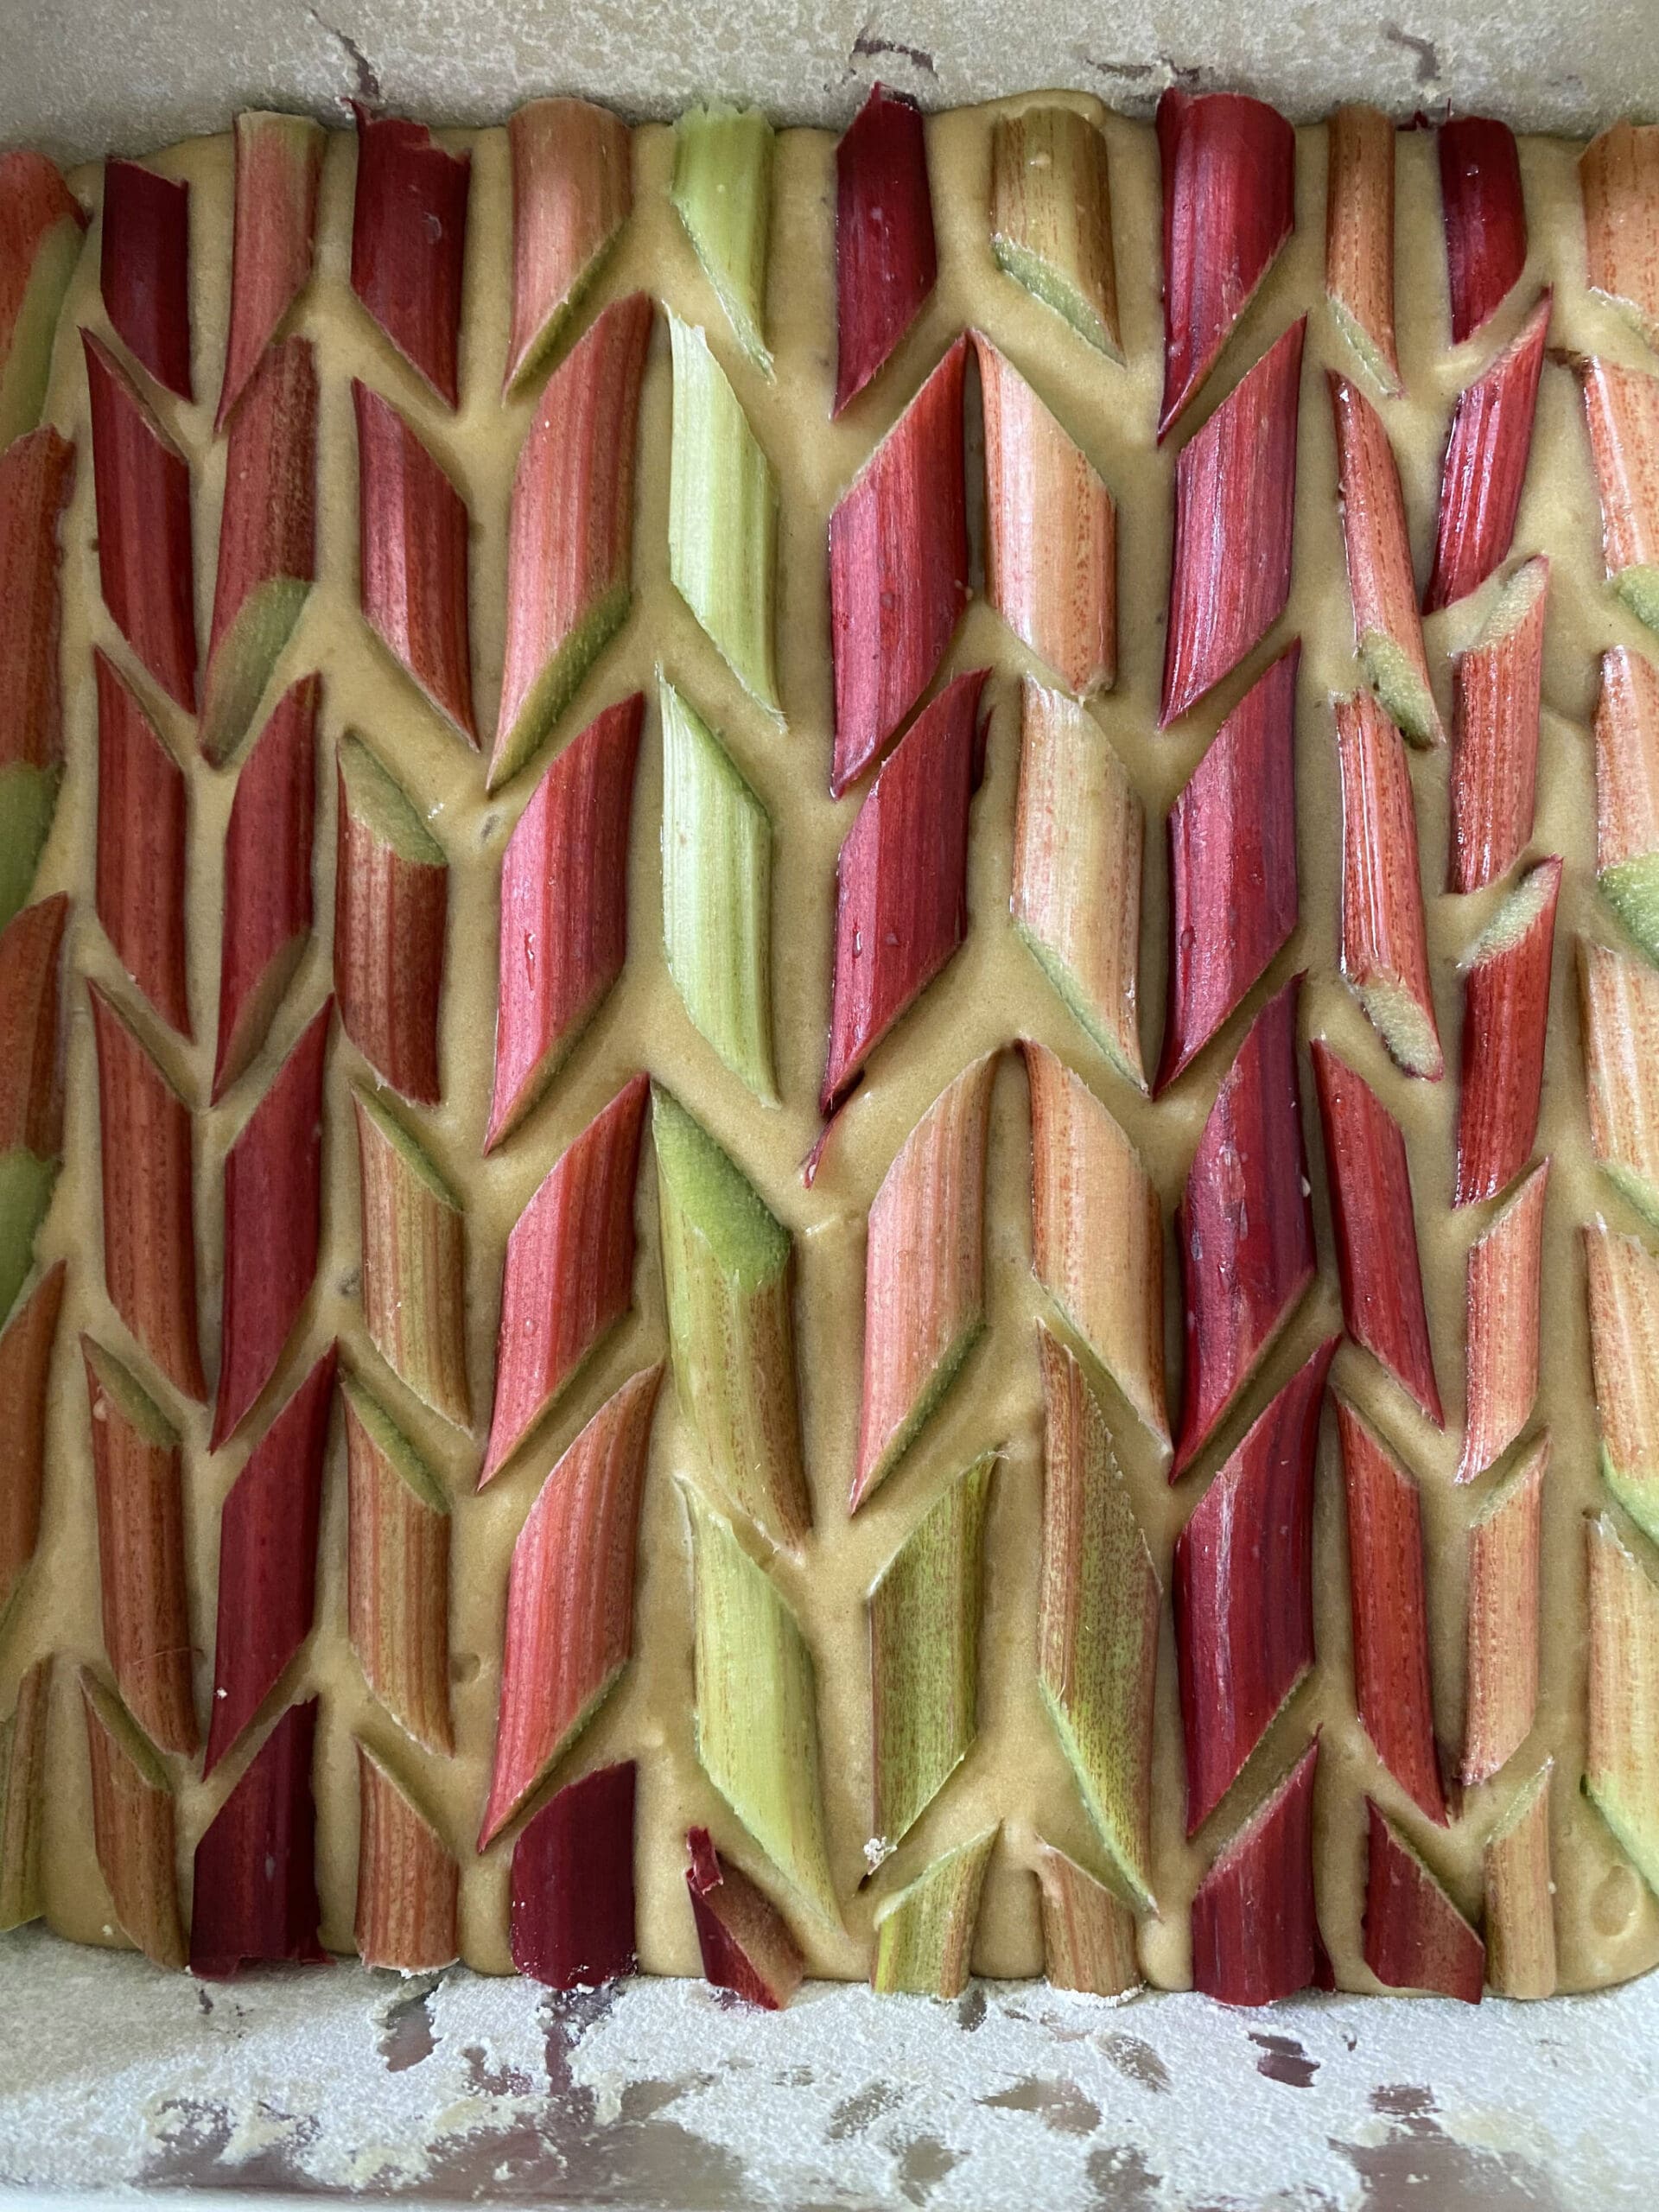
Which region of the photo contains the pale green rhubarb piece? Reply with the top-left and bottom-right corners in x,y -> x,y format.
1594,645 -> 1659,968
671,104 -> 774,373
1580,937 -> 1659,1230
871,1824 -> 999,1997
1585,1513 -> 1659,1899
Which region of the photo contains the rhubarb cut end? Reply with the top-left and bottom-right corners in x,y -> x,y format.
200,578 -> 309,770
1361,632 -> 1446,750
671,105 -> 775,374
685,1827 -> 806,2009
870,1825 -> 999,1998
487,582 -> 632,796
0,765 -> 61,937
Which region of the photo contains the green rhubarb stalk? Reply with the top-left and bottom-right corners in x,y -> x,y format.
1585,1513 -> 1659,1900
0,1656 -> 48,1930
668,309 -> 779,714
671,104 -> 774,373
870,1824 -> 999,1997
0,1152 -> 55,1329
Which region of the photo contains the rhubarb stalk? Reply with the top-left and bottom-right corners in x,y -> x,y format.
1593,644 -> 1659,964
1484,1763 -> 1555,1998
1330,371 -> 1443,747
80,1669 -> 186,1968
1581,121 -> 1659,353
671,105 -> 774,373
686,1827 -> 805,2009
834,84 -> 936,416
871,1825 -> 997,1997
505,97 -> 632,394
510,1760 -> 638,1986
0,151 -> 86,448
0,425 -> 73,927
1585,1512 -> 1659,1897
213,673 -> 316,1100
1584,1217 -> 1659,1548
1335,688 -> 1442,1077
1454,857 -> 1560,1209
1034,1840 -> 1141,1996
669,311 -> 779,711
1448,556 -> 1548,893
350,108 -> 470,409
1423,296 -> 1550,615
100,158 -> 192,400
1576,353 -> 1659,638
1459,1159 -> 1548,1484
1190,1738 -> 1328,2006
81,328 -> 197,714
1580,934 -> 1659,1229
0,1658 -> 48,1930
1439,115 -> 1527,347
344,1375 -> 453,1757
216,111 -> 323,431
0,892 -> 67,1165
1461,1433 -> 1546,1788
0,1262 -> 64,1625
189,1697 -> 325,1979
355,1741 -> 458,1972
1363,1799 -> 1484,2000
1325,105 -> 1399,397
334,730 -> 448,1105
989,105 -> 1121,359
94,652 -> 189,1037
353,1087 -> 469,1427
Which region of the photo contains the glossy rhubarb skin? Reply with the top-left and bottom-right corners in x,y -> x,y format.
0,1657 -> 48,1929
213,673 -> 316,1101
80,1669 -> 186,1969
1158,640 -> 1300,1091
353,1088 -> 469,1427
1439,115 -> 1527,347
1462,1433 -> 1546,1789
1190,1738 -> 1328,2006
0,151 -> 86,449
355,1742 -> 459,1972
189,1697 -> 326,1980
989,105 -> 1121,359
343,1375 -> 453,1757
510,1760 -> 638,1988
350,106 -> 470,408
821,668 -> 985,1116
1335,690 -> 1442,1079
834,83 -> 936,416
0,425 -> 73,930
94,651 -> 190,1037
1594,645 -> 1659,964
1585,1217 -> 1659,1548
871,1825 -> 998,1998
1581,121 -> 1659,353
479,1367 -> 659,1849
1485,1764 -> 1556,1999
1363,1799 -> 1484,2001
1449,556 -> 1548,894
1580,937 -> 1659,1230
828,338 -> 969,795
1459,1160 -> 1549,1484
0,1262 -> 64,1626
1455,857 -> 1561,1209
686,1827 -> 805,2010
216,111 -> 323,432
1423,295 -> 1550,616
334,731 -> 448,1105
487,692 -> 642,1149
81,328 -> 197,714
1325,105 -> 1400,397
1160,318 -> 1304,728
480,1074 -> 647,1486
212,997 -> 331,1450
1584,1513 -> 1659,1899
1034,1840 -> 1141,1997
1330,372 -> 1444,748
1172,976 -> 1318,1478
1577,354 -> 1659,639
671,105 -> 774,373
100,158 -> 192,400
490,292 -> 652,792
1156,88 -> 1296,440
204,1346 -> 335,1777
505,97 -> 632,394
1173,1340 -> 1336,1835
0,892 -> 67,1163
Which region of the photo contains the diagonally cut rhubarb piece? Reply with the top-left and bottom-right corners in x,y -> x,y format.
1594,644 -> 1659,964
353,1088 -> 469,1427
1585,1512 -> 1659,1898
1585,1217 -> 1659,1548
350,107 -> 470,409
1439,114 -> 1526,348
1330,371 -> 1443,747
1335,689 -> 1442,1077
1173,1339 -> 1336,1834
204,1346 -> 335,1776
1037,1325 -> 1160,1911
334,730 -> 447,1105
1580,934 -> 1659,1230
1424,295 -> 1550,615
189,1698 -> 326,1979
1484,1763 -> 1555,1998
1454,857 -> 1561,1209
0,893 -> 67,1160
213,673 -> 316,1101
100,159 -> 192,400
0,1261 -> 64,1627
479,1366 -> 658,1847
1337,1396 -> 1448,1825
0,151 -> 86,448
1160,319 -> 1304,728
829,340 -> 969,793
686,1827 -> 805,2009
1190,1737 -> 1328,2006
652,1084 -> 809,1545
81,328 -> 197,713
989,105 -> 1120,359
0,425 -> 73,929
871,1825 -> 997,1997
1459,1160 -> 1548,1484
216,111 -> 322,432
1462,1433 -> 1546,1788
1325,105 -> 1400,397
94,651 -> 190,1036
212,996 -> 331,1450
671,105 -> 774,373
868,1451 -> 994,1866
81,1335 -> 197,1756
1173,976 -> 1317,1478
0,1658 -> 48,1930
1156,89 -> 1295,440
1026,1042 -> 1168,1452
344,1375 -> 453,1758
355,1741 -> 458,1972
834,83 -> 936,416
659,673 -> 778,1102
1576,353 -> 1659,638
88,980 -> 205,1402
488,691 -> 642,1150
1313,1039 -> 1444,1426
1581,122 -> 1659,353
480,1074 -> 646,1485
510,1760 -> 637,1986
822,668 -> 985,1114
490,292 -> 652,792
1159,641 -> 1300,1090
1034,1840 -> 1141,1996
505,98 -> 632,395
853,1053 -> 997,1512
1448,556 -> 1548,893
1363,1799 -> 1484,2000
975,333 -> 1115,698
81,1669 -> 186,1968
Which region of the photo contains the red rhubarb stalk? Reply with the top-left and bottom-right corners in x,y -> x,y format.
1581,122 -> 1659,353
687,1827 -> 805,2009
0,1261 -> 63,1624
343,1374 -> 454,1751
1335,690 -> 1442,1077
1448,556 -> 1548,893
353,378 -> 476,744
1364,1797 -> 1484,2000
1439,115 -> 1527,348
1423,294 -> 1550,614
1454,856 -> 1561,1208
1461,1433 -> 1547,1786
355,1743 -> 459,1971
0,891 -> 67,1158
0,1656 -> 48,1929
509,1759 -> 638,1986
834,84 -> 937,416
80,1668 -> 186,1968
100,158 -> 192,400
0,426 -> 74,928
216,111 -> 323,432
1575,353 -> 1659,638
1190,1738 -> 1329,2005
1330,371 -> 1443,747
0,151 -> 86,448
1459,1159 -> 1548,1484
94,651 -> 190,1037
81,327 -> 196,712
350,107 -> 470,409
334,730 -> 448,1103
189,1698 -> 326,1979
505,97 -> 632,394
1325,105 -> 1399,397
213,673 -> 317,1100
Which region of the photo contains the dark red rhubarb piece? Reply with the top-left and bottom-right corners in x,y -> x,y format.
81,328 -> 196,712
100,159 -> 192,400
1190,1738 -> 1330,2005
94,650 -> 190,1038
1454,856 -> 1561,1209
350,107 -> 470,409
353,378 -> 476,743
1364,1798 -> 1484,2000
0,1262 -> 65,1622
0,892 -> 67,1158
189,1698 -> 327,1979
0,425 -> 73,928
687,1827 -> 805,2009
509,1760 -> 638,1987
1423,294 -> 1550,614
213,674 -> 316,1100
1448,556 -> 1548,895
334,731 -> 448,1104
1439,116 -> 1527,348
834,84 -> 936,416
216,111 -> 323,432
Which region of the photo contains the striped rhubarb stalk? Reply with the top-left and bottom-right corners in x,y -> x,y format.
1581,121 -> 1659,353
1364,1799 -> 1484,1999
213,673 -> 316,1100
0,150 -> 86,448
1576,353 -> 1659,639
1335,689 -> 1442,1077
505,97 -> 632,394
1580,936 -> 1659,1230
1461,1433 -> 1546,1788
1423,296 -> 1550,615
1454,857 -> 1560,1209
1325,105 -> 1399,397
1034,1840 -> 1141,1997
100,158 -> 191,400
671,104 -> 775,374
353,1087 -> 469,1427
0,891 -> 67,1166
350,108 -> 469,408
0,425 -> 73,929
1330,371 -> 1443,747
344,1376 -> 453,1756
1485,1764 -> 1555,1998
0,1658 -> 48,1929
1459,1159 -> 1548,1484
871,1826 -> 998,1998
1584,1513 -> 1659,1898
355,1742 -> 458,1972
0,1261 -> 64,1625
216,111 -> 323,432
94,652 -> 189,1037
834,83 -> 936,416
1584,1217 -> 1659,1548
80,1669 -> 185,1968
334,731 -> 447,1105
1448,556 -> 1548,893
1594,645 -> 1659,965
989,105 -> 1121,359
81,329 -> 197,713
1190,1737 -> 1328,2005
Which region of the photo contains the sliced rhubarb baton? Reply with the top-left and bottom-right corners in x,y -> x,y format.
1423,296 -> 1549,615
669,310 -> 780,709
1363,1800 -> 1484,2000
81,1669 -> 185,1968
990,105 -> 1120,359
1585,1217 -> 1659,1548
0,892 -> 67,1160
81,328 -> 197,713
510,1760 -> 637,1986
1448,556 -> 1548,893
1581,935 -> 1659,1230
1330,371 -> 1442,747
1585,1513 -> 1659,1898
671,104 -> 774,373
1576,353 -> 1659,638
353,1088 -> 469,1427
334,731 -> 447,1105
1485,1764 -> 1555,1998
189,1698 -> 325,1979
1581,121 -> 1659,353
1034,1840 -> 1141,1997
834,83 -> 936,416
1438,115 -> 1526,347
1462,1433 -> 1546,1788
94,651 -> 189,1036
505,97 -> 632,394
1190,1738 -> 1327,2006
213,673 -> 316,1100
216,111 -> 323,431
100,158 -> 191,401
1459,1160 -> 1548,1484
1335,690 -> 1441,1077
0,425 -> 73,928
0,1658 -> 48,1929
871,1825 -> 997,1997
686,1827 -> 805,2009
0,1262 -> 64,1624
0,150 -> 86,448
1325,105 -> 1399,397
344,1375 -> 453,1757
350,107 -> 469,409
355,1742 -> 458,1972
1594,645 -> 1659,963
1454,857 -> 1560,1209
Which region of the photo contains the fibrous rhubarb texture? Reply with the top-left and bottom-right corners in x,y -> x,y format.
204,1346 -> 335,1776
1594,645 -> 1659,963
671,105 -> 774,373
212,996 -> 330,1449
1026,1042 -> 1167,1453
1173,977 -> 1317,1477
355,1742 -> 458,1972
990,105 -> 1120,359
828,340 -> 969,794
1484,1764 -> 1556,1998
1335,690 -> 1442,1077
1313,1040 -> 1444,1425
1454,857 -> 1561,1209
653,1084 -> 809,1546
1439,115 -> 1527,347
834,83 -> 936,416
80,1669 -> 185,1968
510,1760 -> 638,1987
81,328 -> 197,714
868,1452 -> 994,1866
1338,1397 -> 1447,1825
0,151 -> 86,449
1449,556 -> 1548,894
1581,121 -> 1659,353
1174,1339 -> 1335,1835
1462,1434 -> 1546,1788
490,292 -> 652,791
353,1088 -> 469,1427
100,159 -> 192,400
1159,641 -> 1300,1090
1363,1799 -> 1484,2000
0,891 -> 67,1166
1585,1217 -> 1659,1548
686,1486 -> 838,1924
686,1827 -> 805,2009
1459,1160 -> 1548,1484
0,1659 -> 48,1930
659,674 -> 777,1101
94,652 -> 189,1036
1577,353 -> 1659,638
822,668 -> 984,1115
213,673 -> 316,1100
1190,1738 -> 1328,2006
88,980 -> 205,1402
480,1074 -> 646,1485
871,1825 -> 997,1997
975,334 -> 1116,698
0,1262 -> 64,1626
1156,88 -> 1295,439
334,730 -> 448,1105
216,111 -> 322,431
189,1698 -> 325,1979
1580,935 -> 1659,1229
1325,105 -> 1400,397
479,1366 -> 658,1848
488,692 -> 642,1149
353,378 -> 476,745
1160,318 -> 1304,727
1034,1840 -> 1141,1997
505,97 -> 632,394
0,425 -> 73,928
1330,371 -> 1443,747
81,1336 -> 197,1757
350,107 -> 469,408
1585,1512 -> 1659,1897
853,1054 -> 996,1512
1424,296 -> 1550,615
344,1376 -> 453,1757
